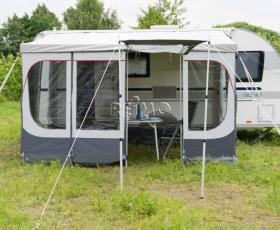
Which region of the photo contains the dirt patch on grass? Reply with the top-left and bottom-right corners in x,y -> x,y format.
148,183 -> 280,228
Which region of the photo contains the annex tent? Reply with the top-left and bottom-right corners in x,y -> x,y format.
21,29 -> 237,198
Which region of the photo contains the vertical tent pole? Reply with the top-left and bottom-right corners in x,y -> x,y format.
179,53 -> 183,159
125,47 -> 129,167
119,40 -> 124,191
201,40 -> 211,199
0,56 -> 18,94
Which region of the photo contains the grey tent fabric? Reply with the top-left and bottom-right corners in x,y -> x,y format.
21,29 -> 237,53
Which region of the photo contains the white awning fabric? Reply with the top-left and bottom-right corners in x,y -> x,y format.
21,29 -> 237,54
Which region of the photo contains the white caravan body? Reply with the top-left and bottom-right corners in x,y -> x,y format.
229,29 -> 280,128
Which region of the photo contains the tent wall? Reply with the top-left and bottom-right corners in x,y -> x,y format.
21,52 -> 125,164
22,129 -> 70,162
183,52 -> 236,162
184,131 -> 236,162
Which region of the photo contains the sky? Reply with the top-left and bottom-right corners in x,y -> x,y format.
0,0 -> 279,32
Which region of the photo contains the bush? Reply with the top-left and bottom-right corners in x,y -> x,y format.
0,54 -> 22,102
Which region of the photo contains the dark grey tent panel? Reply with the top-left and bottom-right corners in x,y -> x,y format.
21,129 -> 120,164
21,129 -> 70,163
183,131 -> 237,162
72,138 -> 120,164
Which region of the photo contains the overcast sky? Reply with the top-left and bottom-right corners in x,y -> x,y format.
0,0 -> 280,31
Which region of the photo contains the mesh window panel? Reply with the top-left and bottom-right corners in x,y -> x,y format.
188,61 -> 228,130
28,61 -> 66,129
76,61 -> 120,130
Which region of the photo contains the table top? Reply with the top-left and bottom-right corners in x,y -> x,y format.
128,117 -> 162,125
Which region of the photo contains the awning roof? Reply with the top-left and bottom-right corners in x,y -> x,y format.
20,29 -> 237,54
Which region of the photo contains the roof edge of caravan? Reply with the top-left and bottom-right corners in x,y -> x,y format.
228,27 -> 280,57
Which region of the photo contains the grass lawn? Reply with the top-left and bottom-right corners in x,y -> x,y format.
0,102 -> 279,229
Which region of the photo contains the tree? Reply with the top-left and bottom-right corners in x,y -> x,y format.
63,0 -> 121,30
136,0 -> 188,29
0,4 -> 61,56
0,14 -> 30,55
29,4 -> 61,38
215,22 -> 280,53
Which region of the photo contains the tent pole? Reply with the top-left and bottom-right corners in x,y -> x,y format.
201,40 -> 211,199
119,40 -> 124,191
179,53 -> 183,160
125,47 -> 129,167
0,56 -> 18,94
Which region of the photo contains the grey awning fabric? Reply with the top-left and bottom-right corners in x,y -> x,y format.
120,31 -> 206,54
21,29 -> 237,54
126,45 -> 189,54
122,39 -> 204,54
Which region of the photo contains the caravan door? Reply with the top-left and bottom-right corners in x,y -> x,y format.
72,52 -> 125,164
183,52 -> 236,161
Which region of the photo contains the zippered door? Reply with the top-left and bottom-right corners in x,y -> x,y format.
71,51 -> 126,164
183,52 -> 236,161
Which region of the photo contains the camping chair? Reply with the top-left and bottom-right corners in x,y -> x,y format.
149,111 -> 181,159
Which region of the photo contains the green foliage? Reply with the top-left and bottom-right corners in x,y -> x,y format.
215,22 -> 280,53
0,54 -> 22,102
0,4 -> 61,56
0,14 -> 31,56
238,129 -> 280,146
63,0 -> 121,30
28,4 -> 61,39
136,0 -> 188,29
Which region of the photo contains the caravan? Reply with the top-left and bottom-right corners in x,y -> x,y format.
229,29 -> 280,129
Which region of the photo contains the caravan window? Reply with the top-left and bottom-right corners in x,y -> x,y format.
76,61 -> 119,130
28,61 -> 67,129
188,61 -> 228,130
236,51 -> 264,82
128,52 -> 150,78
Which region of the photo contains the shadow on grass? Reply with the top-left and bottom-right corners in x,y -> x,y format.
237,128 -> 280,145
127,143 -> 182,165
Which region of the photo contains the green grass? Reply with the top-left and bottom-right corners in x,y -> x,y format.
0,102 -> 279,229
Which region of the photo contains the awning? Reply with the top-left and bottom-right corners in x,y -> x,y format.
121,31 -> 204,54
21,29 -> 237,54
126,45 -> 188,54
